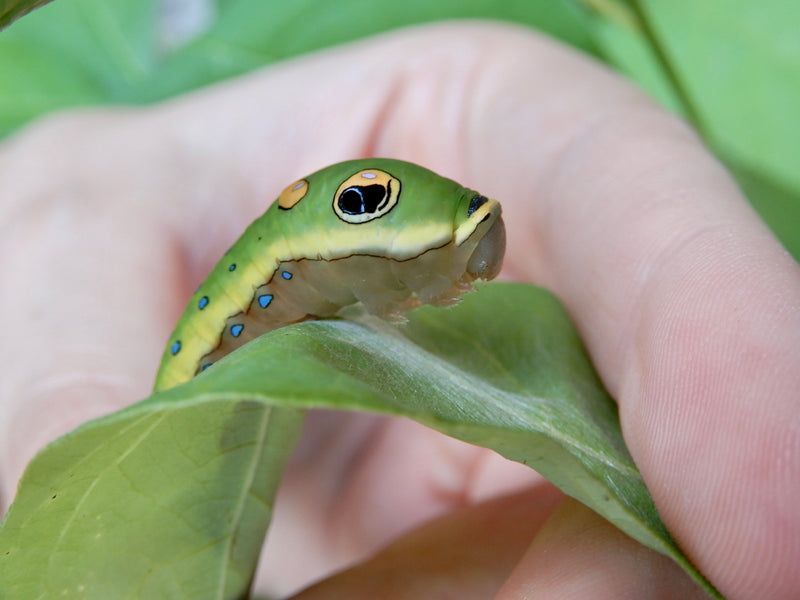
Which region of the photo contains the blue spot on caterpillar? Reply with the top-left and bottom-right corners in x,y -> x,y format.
153,159 -> 505,392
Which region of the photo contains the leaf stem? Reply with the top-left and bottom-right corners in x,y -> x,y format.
627,0 -> 708,137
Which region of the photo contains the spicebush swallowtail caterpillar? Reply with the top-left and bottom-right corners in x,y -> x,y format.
154,158 -> 506,392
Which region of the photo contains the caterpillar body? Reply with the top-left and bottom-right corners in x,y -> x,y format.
154,158 -> 505,392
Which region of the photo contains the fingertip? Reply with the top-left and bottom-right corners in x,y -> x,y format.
284,485 -> 563,600
496,499 -> 712,600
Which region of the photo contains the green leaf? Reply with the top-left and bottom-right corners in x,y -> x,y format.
573,0 -> 686,114
636,0 -> 800,194
0,0 -> 598,134
0,0 -> 160,137
0,283 -> 722,599
584,0 -> 800,191
0,401 -> 305,599
583,1 -> 800,235
136,0 -> 598,102
726,158 -> 800,261
0,0 -> 52,30
0,35 -> 102,136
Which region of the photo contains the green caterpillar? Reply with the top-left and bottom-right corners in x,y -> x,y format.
153,158 -> 506,392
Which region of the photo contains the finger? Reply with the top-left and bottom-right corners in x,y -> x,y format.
496,498 -> 711,600
286,484 -> 563,600
0,117 -> 188,503
451,27 -> 800,600
254,414 -> 542,595
247,23 -> 799,598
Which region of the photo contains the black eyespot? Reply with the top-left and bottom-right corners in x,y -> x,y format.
333,169 -> 400,224
338,184 -> 388,215
467,195 -> 488,217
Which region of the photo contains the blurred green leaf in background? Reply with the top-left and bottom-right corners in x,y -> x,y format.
1,0 -> 797,256
0,0 -> 596,131
584,0 -> 800,260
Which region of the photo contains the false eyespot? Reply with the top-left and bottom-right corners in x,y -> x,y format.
278,179 -> 308,210
333,169 -> 400,224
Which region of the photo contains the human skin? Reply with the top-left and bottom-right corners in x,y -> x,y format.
1,22 -> 798,600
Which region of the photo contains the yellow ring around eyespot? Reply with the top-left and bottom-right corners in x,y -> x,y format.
333,169 -> 401,224
278,179 -> 309,210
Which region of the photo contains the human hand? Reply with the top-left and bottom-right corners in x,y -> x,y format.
1,22 -> 797,600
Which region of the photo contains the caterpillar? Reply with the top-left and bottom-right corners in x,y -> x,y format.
153,158 -> 505,392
